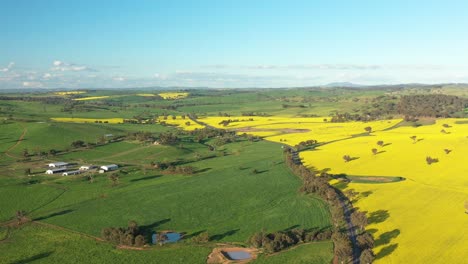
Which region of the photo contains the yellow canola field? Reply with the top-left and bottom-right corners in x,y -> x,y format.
136,93 -> 156,97
300,118 -> 468,263
54,91 -> 86,95
51,117 -> 125,124
73,96 -> 110,101
159,116 -> 204,131
158,92 -> 189,99
201,116 -> 401,146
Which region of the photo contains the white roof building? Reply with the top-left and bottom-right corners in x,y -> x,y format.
79,165 -> 97,171
45,168 -> 67,174
48,162 -> 69,168
62,170 -> 83,176
100,164 -> 118,171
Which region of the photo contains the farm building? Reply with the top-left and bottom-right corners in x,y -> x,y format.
48,162 -> 69,168
100,164 -> 118,172
45,168 -> 67,174
79,165 -> 97,171
62,170 -> 83,176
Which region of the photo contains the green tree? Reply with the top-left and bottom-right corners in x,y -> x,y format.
134,235 -> 146,247
351,211 -> 368,231
360,248 -> 375,264
357,233 -> 374,249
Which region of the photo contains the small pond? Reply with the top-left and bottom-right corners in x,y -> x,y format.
152,232 -> 182,244
223,250 -> 252,260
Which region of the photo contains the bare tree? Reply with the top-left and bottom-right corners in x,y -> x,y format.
410,136 -> 417,143
377,140 -> 384,147
15,210 -> 27,224
364,126 -> 372,133
371,148 -> 378,155
444,149 -> 452,154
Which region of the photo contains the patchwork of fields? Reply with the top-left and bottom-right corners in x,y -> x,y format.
198,116 -> 468,263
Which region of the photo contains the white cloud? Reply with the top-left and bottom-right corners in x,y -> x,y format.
0,62 -> 15,72
22,81 -> 43,87
51,60 -> 96,72
113,76 -> 125,81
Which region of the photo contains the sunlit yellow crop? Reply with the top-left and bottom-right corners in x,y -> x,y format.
51,117 -> 125,124
158,92 -> 189,99
201,116 -> 401,146
158,116 -> 204,131
299,118 -> 468,263
199,116 -> 468,263
136,93 -> 156,97
54,91 -> 86,95
73,96 -> 110,101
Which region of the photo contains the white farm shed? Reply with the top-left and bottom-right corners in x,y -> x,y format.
45,168 -> 67,174
62,170 -> 83,176
79,165 -> 97,171
100,164 -> 118,172
48,162 -> 69,168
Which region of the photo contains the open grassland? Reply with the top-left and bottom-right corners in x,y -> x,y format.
0,117 -> 333,263
298,118 -> 468,263
252,241 -> 333,264
0,224 -> 212,264
158,92 -> 189,99
24,140 -> 331,242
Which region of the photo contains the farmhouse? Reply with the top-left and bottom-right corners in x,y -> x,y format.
100,164 -> 118,172
62,170 -> 83,176
48,162 -> 69,168
45,168 -> 67,174
79,165 -> 97,171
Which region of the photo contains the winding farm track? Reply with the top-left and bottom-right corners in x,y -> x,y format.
4,123 -> 27,158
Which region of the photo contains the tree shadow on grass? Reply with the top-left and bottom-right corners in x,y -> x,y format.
11,251 -> 54,264
376,243 -> 398,259
130,175 -> 161,182
195,168 -> 212,174
282,225 -> 300,232
368,210 -> 389,224
375,229 -> 400,247
210,229 -> 240,241
34,209 -> 74,221
140,218 -> 171,235
183,230 -> 207,240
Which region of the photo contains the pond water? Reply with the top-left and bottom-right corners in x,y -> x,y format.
165,232 -> 182,243
152,232 -> 182,244
224,250 -> 252,260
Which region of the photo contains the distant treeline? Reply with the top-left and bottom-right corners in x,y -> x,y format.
398,94 -> 467,118
331,94 -> 467,122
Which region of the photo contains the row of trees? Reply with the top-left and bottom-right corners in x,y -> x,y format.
284,148 -> 375,263
249,229 -> 332,253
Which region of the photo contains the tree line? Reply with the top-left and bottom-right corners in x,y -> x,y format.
283,148 -> 375,263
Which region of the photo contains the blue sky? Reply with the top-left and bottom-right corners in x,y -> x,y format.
2,0 -> 468,88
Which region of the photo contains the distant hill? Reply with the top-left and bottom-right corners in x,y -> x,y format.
322,82 -> 365,88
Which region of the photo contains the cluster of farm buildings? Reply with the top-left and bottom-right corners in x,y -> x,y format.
45,162 -> 118,176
